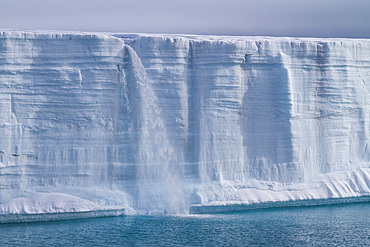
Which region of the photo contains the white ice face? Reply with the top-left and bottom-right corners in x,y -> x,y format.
0,31 -> 369,215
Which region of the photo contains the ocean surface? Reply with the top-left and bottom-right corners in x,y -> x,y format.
1,203 -> 369,246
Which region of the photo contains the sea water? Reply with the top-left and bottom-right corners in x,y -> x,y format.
1,203 -> 369,246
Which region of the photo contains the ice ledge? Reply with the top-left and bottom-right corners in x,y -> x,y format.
190,168 -> 370,213
189,196 -> 370,214
0,193 -> 132,223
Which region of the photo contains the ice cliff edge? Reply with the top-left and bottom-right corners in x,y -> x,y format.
0,31 -> 369,217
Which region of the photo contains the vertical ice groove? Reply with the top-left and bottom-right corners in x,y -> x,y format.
240,41 -> 296,183
185,41 -> 201,181
10,92 -> 23,168
280,52 -> 295,117
352,48 -> 370,164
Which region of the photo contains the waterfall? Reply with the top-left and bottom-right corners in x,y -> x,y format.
120,45 -> 188,214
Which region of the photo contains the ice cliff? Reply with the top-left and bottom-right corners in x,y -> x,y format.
0,31 -> 369,218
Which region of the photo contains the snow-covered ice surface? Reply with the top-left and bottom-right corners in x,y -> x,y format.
0,31 -> 369,221
0,193 -> 127,223
0,193 -> 119,214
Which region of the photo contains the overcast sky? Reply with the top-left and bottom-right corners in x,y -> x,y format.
1,0 -> 369,38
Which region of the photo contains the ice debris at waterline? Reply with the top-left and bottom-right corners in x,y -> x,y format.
0,31 -> 369,220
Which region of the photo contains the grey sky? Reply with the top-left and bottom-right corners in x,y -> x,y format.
1,0 -> 369,38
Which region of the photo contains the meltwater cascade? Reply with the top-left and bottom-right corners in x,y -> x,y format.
120,45 -> 187,214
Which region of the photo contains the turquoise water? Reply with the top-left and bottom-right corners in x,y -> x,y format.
1,203 -> 369,246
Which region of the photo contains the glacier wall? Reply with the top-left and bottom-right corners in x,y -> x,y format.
0,31 -> 369,215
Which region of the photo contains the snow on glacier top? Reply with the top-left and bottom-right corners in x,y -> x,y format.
1,30 -> 369,43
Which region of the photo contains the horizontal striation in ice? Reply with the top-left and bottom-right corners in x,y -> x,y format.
0,31 -> 369,218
